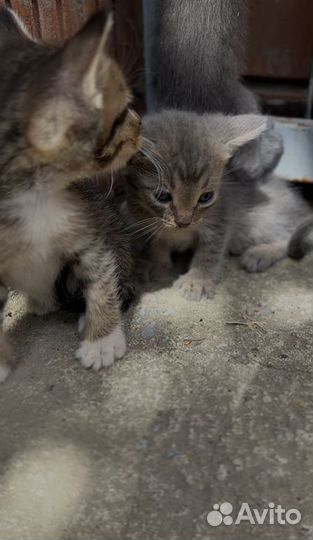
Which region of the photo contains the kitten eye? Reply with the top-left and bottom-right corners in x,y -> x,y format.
155,191 -> 172,203
198,191 -> 214,204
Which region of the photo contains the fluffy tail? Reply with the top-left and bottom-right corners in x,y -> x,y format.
288,217 -> 313,260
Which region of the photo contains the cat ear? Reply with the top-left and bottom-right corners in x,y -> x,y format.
0,7 -> 34,44
27,100 -> 78,154
58,10 -> 114,108
210,114 -> 269,159
27,11 -> 114,154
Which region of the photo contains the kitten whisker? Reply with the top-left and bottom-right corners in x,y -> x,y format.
142,224 -> 164,244
126,217 -> 158,228
103,171 -> 114,199
140,137 -> 168,192
129,224 -> 159,237
128,220 -> 161,239
126,217 -> 159,232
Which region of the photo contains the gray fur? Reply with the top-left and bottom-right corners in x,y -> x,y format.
144,0 -> 256,113
143,0 -> 284,183
127,110 -> 312,301
0,8 -> 141,380
288,217 -> 313,259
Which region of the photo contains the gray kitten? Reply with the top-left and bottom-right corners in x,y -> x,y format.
0,8 -> 141,382
288,218 -> 313,259
126,110 -> 312,301
143,0 -> 284,191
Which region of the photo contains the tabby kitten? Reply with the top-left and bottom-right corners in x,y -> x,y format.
126,110 -> 312,301
0,8 -> 141,382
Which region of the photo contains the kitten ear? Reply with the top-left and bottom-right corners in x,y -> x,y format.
27,99 -> 78,154
27,11 -> 114,154
210,114 -> 269,159
0,7 -> 34,44
58,10 -> 114,108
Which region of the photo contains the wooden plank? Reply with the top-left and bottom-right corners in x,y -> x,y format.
0,0 -> 111,44
245,0 -> 313,79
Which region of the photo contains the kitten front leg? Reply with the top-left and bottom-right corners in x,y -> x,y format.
74,250 -> 126,371
174,225 -> 228,301
0,283 -> 13,382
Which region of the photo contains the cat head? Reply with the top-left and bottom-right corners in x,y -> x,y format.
127,110 -> 268,229
0,8 -> 141,189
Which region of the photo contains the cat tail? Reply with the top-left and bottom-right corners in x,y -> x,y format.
288,217 -> 313,260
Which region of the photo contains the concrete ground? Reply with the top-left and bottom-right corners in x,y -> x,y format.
0,254 -> 312,540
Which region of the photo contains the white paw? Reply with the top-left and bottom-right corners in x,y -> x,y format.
76,324 -> 127,371
174,273 -> 216,301
0,364 -> 11,383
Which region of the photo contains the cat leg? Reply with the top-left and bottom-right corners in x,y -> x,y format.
174,226 -> 227,301
74,249 -> 126,371
0,284 -> 13,382
241,241 -> 288,272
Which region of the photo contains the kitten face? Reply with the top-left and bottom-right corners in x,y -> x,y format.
127,110 -> 268,231
128,156 -> 221,230
0,9 -> 141,190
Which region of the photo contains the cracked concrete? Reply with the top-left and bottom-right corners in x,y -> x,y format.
0,254 -> 312,540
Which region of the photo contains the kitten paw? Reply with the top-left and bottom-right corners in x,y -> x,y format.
174,273 -> 216,301
76,324 -> 127,371
241,244 -> 285,272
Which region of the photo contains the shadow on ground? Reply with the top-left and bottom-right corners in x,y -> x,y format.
0,255 -> 312,540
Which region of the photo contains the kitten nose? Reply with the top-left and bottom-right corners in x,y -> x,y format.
175,218 -> 191,228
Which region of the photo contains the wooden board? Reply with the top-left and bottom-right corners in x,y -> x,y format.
0,0 -> 109,43
245,0 -> 313,79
